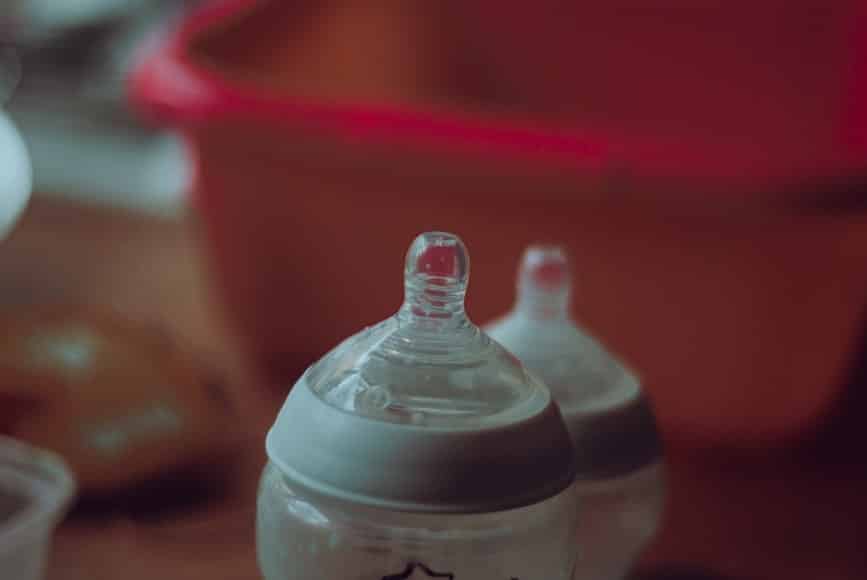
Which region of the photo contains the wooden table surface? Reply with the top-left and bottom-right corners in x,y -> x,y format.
2,196 -> 866,580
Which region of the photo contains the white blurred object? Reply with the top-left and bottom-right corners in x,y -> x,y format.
0,111 -> 31,240
4,0 -> 189,217
9,104 -> 189,217
0,436 -> 76,580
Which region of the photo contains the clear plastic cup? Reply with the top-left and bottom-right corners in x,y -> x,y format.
0,436 -> 76,580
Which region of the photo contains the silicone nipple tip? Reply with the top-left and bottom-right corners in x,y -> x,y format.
405,232 -> 469,285
522,246 -> 569,291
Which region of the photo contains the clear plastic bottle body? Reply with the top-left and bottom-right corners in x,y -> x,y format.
572,462 -> 664,580
506,328 -> 665,579
487,324 -> 666,580
257,462 -> 580,580
529,345 -> 665,579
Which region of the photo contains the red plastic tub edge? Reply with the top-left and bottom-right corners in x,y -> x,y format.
129,0 -> 867,207
129,0 -> 611,175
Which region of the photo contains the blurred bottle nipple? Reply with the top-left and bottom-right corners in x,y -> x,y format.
401,232 -> 469,322
516,245 -> 571,320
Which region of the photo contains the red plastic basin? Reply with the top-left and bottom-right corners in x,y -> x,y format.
131,0 -> 867,448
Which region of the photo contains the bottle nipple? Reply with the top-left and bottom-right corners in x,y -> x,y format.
517,245 -> 571,320
402,232 -> 469,321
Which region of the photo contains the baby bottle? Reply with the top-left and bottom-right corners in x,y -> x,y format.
486,246 -> 665,580
257,232 -> 580,580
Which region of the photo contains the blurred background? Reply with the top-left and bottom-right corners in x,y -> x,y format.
0,0 -> 189,214
1,1 -> 867,579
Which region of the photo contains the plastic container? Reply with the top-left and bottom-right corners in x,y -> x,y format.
0,436 -> 76,580
131,0 -> 867,448
257,232 -> 579,580
486,247 -> 664,580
